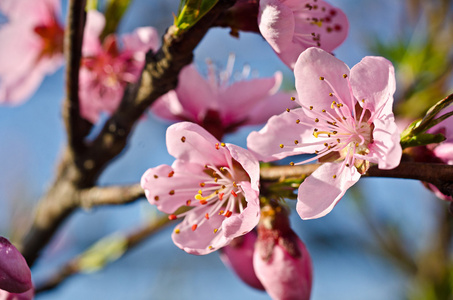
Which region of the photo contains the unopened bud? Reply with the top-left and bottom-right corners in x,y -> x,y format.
0,237 -> 32,294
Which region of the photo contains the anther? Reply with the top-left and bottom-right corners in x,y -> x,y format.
154,196 -> 159,201
205,213 -> 209,220
174,229 -> 180,234
219,193 -> 224,200
231,190 -> 238,197
169,214 -> 177,220
169,190 -> 175,195
154,175 -> 158,179
333,174 -> 337,178
213,228 -> 218,233
346,164 -> 350,167
290,162 -> 295,166
322,109 -> 326,112
315,118 -> 319,122
215,143 -> 220,150
233,182 -> 238,188
296,119 -> 300,124
199,182 -> 205,187
286,108 -> 291,112
168,171 -> 174,177
290,96 -> 296,101
186,200 -> 191,205
181,136 -> 186,142
279,144 -> 284,148
319,76 -> 324,80
309,106 -> 313,110
294,140 -> 299,144
192,224 -> 198,231
343,74 -> 347,78
329,93 -> 333,97
225,211 -> 233,218
221,143 -> 226,147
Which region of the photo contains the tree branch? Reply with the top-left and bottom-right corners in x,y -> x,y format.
35,215 -> 173,293
62,0 -> 91,155
77,184 -> 144,209
20,0 -> 237,267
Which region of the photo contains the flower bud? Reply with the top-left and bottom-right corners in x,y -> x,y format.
219,231 -> 264,290
254,204 -> 312,300
0,237 -> 32,294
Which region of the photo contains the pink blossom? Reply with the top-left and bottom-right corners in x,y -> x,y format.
0,0 -> 64,104
0,289 -> 34,300
248,48 -> 402,219
151,55 -> 296,140
141,122 -> 261,255
219,231 -> 264,290
253,205 -> 312,300
258,0 -> 348,69
79,11 -> 159,123
0,237 -> 32,294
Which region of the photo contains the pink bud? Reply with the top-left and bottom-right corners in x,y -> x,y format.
253,205 -> 313,300
0,288 -> 34,300
219,231 -> 265,290
0,237 -> 32,294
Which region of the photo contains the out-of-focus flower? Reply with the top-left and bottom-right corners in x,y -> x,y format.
411,106 -> 453,200
258,0 -> 348,68
0,237 -> 32,294
79,10 -> 159,123
0,0 -> 64,104
141,122 -> 260,255
248,48 -> 402,220
219,231 -> 265,290
151,55 -> 296,140
0,289 -> 34,300
254,204 -> 312,300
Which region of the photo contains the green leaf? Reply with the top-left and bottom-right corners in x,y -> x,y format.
400,132 -> 446,149
174,0 -> 219,34
77,233 -> 128,273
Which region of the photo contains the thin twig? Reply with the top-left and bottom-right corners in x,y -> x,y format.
77,184 -> 145,209
35,215 -> 174,293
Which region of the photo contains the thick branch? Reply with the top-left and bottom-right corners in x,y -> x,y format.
62,0 -> 90,154
81,0 -> 237,185
260,164 -> 320,180
20,0 -> 236,266
77,184 -> 144,209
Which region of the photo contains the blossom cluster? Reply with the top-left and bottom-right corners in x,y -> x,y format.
4,0 -> 453,299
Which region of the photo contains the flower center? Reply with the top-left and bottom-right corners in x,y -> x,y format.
280,74 -> 377,177
34,17 -> 64,59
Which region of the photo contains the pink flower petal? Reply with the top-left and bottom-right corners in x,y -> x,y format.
296,162 -> 360,219
350,56 -> 396,118
247,108 -> 321,162
122,27 -> 159,54
172,65 -> 216,121
294,47 -> 353,113
82,10 -> 105,56
259,0 -> 348,68
219,72 -> 282,125
367,118 -> 402,169
432,143 -> 453,165
222,181 -> 260,238
141,164 -> 204,214
166,122 -> 230,166
244,90 -> 297,126
171,204 -> 233,255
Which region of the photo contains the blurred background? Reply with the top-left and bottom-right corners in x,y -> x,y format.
1,0 -> 453,299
